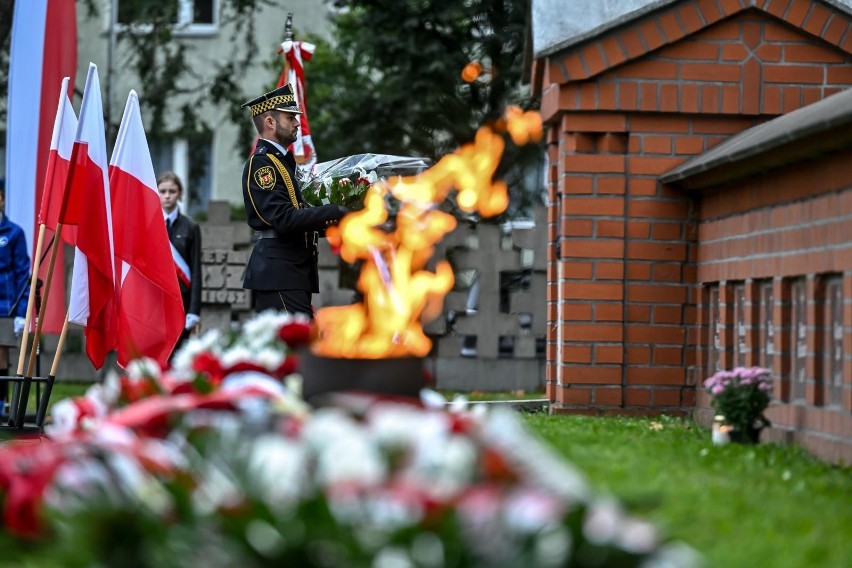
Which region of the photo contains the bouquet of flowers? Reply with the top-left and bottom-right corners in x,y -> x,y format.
703,366 -> 773,439
300,153 -> 431,210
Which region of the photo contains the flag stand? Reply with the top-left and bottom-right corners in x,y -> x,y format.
1,231 -> 51,433
2,216 -> 68,433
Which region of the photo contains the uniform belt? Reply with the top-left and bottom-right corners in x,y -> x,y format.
257,229 -> 319,247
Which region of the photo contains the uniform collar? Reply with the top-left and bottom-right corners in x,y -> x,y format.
164,208 -> 179,224
260,138 -> 289,156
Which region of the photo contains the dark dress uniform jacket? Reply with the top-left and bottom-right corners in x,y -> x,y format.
168,213 -> 202,316
242,139 -> 344,293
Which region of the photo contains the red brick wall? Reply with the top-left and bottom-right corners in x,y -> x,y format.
536,0 -> 852,460
692,149 -> 852,463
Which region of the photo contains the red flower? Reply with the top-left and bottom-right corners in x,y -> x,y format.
276,355 -> 299,377
192,351 -> 226,386
225,361 -> 269,376
278,321 -> 312,347
479,447 -> 518,482
0,440 -> 67,538
120,376 -> 161,403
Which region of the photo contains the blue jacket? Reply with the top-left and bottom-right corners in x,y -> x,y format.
0,215 -> 30,318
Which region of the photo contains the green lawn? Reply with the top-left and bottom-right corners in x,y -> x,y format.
524,413 -> 852,568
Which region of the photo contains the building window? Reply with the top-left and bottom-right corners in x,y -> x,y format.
150,134 -> 213,217
117,0 -> 217,34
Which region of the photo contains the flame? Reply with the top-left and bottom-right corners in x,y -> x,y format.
314,106 -> 542,359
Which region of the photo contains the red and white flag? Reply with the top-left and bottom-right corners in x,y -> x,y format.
40,77 -> 78,241
110,91 -> 185,367
61,64 -> 117,370
278,40 -> 317,169
5,0 -> 77,334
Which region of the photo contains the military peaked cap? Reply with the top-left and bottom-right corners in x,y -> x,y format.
241,84 -> 303,117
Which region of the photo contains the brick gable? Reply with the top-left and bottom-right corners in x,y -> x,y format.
541,9 -> 852,121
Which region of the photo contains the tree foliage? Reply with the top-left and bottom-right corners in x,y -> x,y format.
304,0 -> 541,219
307,0 -> 533,162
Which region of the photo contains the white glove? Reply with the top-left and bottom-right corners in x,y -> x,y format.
185,313 -> 200,331
13,317 -> 26,338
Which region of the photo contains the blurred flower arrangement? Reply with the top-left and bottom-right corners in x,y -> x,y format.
0,311 -> 699,568
703,366 -> 773,440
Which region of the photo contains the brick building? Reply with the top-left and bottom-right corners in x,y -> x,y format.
529,0 -> 852,463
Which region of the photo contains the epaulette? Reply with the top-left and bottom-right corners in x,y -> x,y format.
255,145 -> 268,155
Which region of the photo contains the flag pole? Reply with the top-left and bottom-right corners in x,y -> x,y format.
25,221 -> 65,377
277,12 -> 294,79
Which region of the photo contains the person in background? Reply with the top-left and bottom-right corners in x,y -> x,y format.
0,186 -> 29,407
240,84 -> 347,317
158,172 -> 201,352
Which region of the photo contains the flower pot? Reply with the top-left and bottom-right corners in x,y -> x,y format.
728,426 -> 762,444
297,351 -> 425,403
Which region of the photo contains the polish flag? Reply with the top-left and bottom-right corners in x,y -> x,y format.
61,64 -> 117,370
5,0 -> 77,334
40,77 -> 78,241
110,91 -> 184,367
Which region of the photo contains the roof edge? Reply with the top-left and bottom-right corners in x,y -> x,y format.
534,0 -> 852,62
661,89 -> 852,188
534,0 -> 678,60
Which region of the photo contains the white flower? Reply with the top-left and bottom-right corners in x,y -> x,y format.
367,403 -> 451,449
583,499 -> 624,545
404,434 -> 477,499
125,357 -> 161,380
503,488 -> 565,534
219,345 -> 256,368
45,395 -> 108,440
84,381 -> 118,409
301,408 -> 361,451
363,487 -> 425,530
316,430 -> 386,488
253,347 -> 286,370
240,310 -> 305,348
106,452 -> 173,516
193,461 -> 243,516
171,328 -> 223,377
47,457 -> 116,510
247,434 -> 308,509
616,518 -> 658,554
419,388 -> 470,413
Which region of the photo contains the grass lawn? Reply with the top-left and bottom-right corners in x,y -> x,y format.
524,413 -> 852,568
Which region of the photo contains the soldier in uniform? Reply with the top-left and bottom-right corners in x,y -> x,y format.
241,84 -> 348,317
